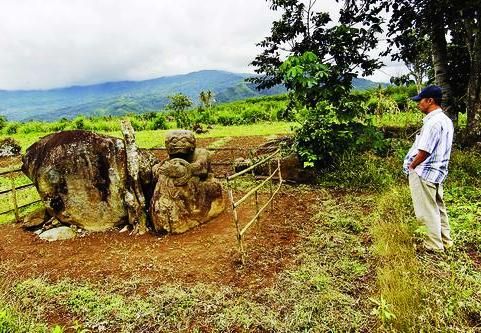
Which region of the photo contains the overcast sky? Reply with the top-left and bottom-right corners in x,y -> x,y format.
0,0 -> 406,90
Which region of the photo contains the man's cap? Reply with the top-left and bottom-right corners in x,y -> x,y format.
411,85 -> 443,101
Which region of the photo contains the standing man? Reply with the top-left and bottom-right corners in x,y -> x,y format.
403,85 -> 454,252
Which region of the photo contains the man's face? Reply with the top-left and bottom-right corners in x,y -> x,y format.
418,97 -> 434,114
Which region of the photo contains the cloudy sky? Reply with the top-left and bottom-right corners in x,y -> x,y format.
0,0 -> 405,90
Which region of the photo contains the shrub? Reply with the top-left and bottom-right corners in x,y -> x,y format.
150,114 -> 168,130
294,101 -> 385,166
5,123 -> 19,135
0,116 -> 7,130
73,117 -> 86,130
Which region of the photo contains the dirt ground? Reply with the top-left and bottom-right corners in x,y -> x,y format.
0,135 -> 319,292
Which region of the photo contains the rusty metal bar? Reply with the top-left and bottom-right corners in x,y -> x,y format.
227,149 -> 279,181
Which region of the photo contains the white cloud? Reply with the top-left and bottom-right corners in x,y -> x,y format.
0,0 -> 405,89
0,0 -> 279,89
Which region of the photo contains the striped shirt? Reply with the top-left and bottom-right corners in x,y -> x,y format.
403,108 -> 454,184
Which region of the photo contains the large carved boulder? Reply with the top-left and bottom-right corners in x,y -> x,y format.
22,130 -> 157,232
150,130 -> 224,234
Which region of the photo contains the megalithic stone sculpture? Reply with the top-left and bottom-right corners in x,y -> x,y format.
150,130 -> 225,234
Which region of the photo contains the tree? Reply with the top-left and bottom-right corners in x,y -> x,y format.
375,0 -> 481,138
250,0 -> 386,164
250,0 -> 384,95
0,115 -> 7,130
279,51 -> 385,165
166,93 -> 193,129
199,90 -> 215,110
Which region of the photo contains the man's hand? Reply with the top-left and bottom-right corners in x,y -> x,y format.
409,149 -> 430,171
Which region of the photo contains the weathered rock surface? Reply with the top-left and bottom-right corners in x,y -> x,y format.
22,130 -> 157,232
150,130 -> 224,234
0,137 -> 21,157
22,208 -> 48,229
253,136 -> 317,184
39,226 -> 77,241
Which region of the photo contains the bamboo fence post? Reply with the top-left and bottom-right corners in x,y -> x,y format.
10,176 -> 19,222
230,149 -> 235,174
268,158 -> 273,212
227,177 -> 245,264
249,149 -> 260,227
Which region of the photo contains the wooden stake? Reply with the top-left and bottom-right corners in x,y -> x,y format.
10,176 -> 19,222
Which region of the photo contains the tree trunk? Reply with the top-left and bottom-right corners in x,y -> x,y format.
431,4 -> 458,124
121,120 -> 148,235
465,10 -> 481,142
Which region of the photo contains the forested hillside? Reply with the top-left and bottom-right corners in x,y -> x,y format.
0,70 -> 380,122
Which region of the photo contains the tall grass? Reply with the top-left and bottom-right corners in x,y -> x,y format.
370,187 -> 423,331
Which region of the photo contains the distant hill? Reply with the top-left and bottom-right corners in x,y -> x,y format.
0,70 -> 383,122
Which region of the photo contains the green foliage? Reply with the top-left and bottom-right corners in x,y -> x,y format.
0,303 -> 53,333
5,123 -> 19,135
0,116 -> 7,131
317,151 -> 401,190
370,296 -> 397,325
150,113 -> 168,130
280,52 -> 330,109
0,94 -> 289,136
249,0 -> 383,90
293,98 -> 385,166
166,93 -> 193,129
73,117 -> 86,130
276,51 -> 386,166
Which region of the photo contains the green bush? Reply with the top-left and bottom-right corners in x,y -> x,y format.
5,123 -> 19,135
72,117 -> 86,130
150,114 -> 168,130
317,152 -> 402,190
294,101 -> 386,166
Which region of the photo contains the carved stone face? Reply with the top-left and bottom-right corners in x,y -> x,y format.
165,130 -> 196,157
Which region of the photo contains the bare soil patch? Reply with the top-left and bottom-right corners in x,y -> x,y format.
0,187 -> 318,291
0,135 -> 315,293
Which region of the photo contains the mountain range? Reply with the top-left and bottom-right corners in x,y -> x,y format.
0,70 -> 382,122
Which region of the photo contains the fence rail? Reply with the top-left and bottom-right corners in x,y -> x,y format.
0,166 -> 38,219
0,168 -> 22,176
225,149 -> 283,264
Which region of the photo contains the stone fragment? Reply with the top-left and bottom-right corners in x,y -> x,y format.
39,226 -> 77,241
254,136 -> 317,184
0,137 -> 21,157
22,208 -> 48,229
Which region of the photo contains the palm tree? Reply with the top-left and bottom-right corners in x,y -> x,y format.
199,90 -> 215,110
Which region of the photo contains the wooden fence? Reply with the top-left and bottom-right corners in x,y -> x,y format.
0,168 -> 38,220
225,149 -> 283,264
